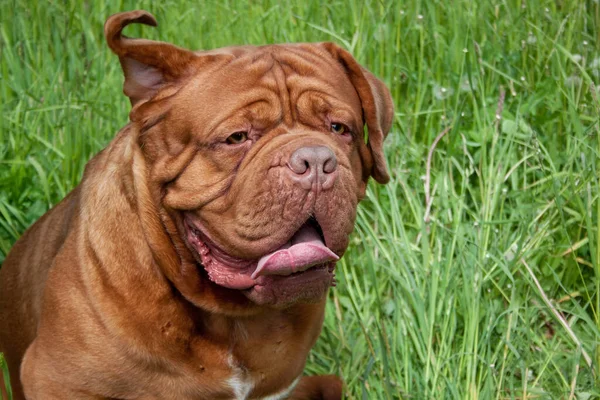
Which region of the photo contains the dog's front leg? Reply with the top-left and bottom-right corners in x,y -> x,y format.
20,341 -> 105,400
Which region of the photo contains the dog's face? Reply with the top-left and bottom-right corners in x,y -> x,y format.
105,11 -> 393,310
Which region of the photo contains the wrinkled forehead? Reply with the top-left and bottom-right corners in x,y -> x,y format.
178,44 -> 363,124
196,43 -> 356,89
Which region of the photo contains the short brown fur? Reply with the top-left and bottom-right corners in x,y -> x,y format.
0,10 -> 393,399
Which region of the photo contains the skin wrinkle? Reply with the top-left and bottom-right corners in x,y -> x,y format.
183,144 -> 252,209
279,46 -> 357,92
273,46 -> 328,77
293,89 -> 362,134
211,134 -> 280,202
118,157 -> 138,213
217,131 -> 272,183
281,184 -> 310,229
163,141 -> 240,211
154,144 -> 199,186
139,112 -> 168,136
81,238 -> 115,337
189,91 -> 280,142
234,130 -> 289,180
203,107 -> 264,144
132,84 -> 183,128
167,175 -> 233,211
269,55 -> 294,126
236,181 -> 280,234
283,44 -> 333,65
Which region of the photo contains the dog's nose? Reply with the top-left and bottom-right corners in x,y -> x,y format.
287,146 -> 338,190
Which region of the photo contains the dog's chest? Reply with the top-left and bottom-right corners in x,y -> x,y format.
195,309 -> 320,400
225,352 -> 300,400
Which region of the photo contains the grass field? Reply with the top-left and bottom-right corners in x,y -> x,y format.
1,0 -> 600,398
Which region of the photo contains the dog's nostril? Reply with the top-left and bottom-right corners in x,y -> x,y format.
323,156 -> 338,174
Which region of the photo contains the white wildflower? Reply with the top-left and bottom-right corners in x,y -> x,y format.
564,75 -> 582,88
527,370 -> 534,381
504,243 -> 518,261
460,75 -> 478,92
433,84 -> 454,100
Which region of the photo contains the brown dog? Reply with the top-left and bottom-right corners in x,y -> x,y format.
0,10 -> 393,400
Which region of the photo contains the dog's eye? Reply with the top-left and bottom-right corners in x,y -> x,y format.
226,132 -> 248,145
330,123 -> 349,135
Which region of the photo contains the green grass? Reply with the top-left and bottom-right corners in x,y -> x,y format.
1,0 -> 599,398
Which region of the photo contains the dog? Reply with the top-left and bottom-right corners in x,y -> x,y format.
0,10 -> 393,399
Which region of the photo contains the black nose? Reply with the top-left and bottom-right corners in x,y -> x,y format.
287,146 -> 338,190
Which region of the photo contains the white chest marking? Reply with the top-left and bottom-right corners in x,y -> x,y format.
227,353 -> 254,400
226,353 -> 301,400
227,373 -> 254,400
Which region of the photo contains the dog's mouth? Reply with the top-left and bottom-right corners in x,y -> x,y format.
184,215 -> 339,305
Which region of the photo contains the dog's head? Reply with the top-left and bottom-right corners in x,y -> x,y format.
104,11 -> 393,312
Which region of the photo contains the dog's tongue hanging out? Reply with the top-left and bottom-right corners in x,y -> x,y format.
188,221 -> 338,290
251,223 -> 339,279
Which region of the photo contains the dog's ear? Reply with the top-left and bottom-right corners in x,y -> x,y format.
104,10 -> 205,106
318,42 -> 394,184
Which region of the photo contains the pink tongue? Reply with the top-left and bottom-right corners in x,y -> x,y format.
252,224 -> 339,279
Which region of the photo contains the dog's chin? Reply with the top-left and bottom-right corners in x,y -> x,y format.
182,215 -> 339,307
243,263 -> 336,307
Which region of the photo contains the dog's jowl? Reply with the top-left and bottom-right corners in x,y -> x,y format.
0,10 -> 393,400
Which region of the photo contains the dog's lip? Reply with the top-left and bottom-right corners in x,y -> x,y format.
183,214 -> 338,292
184,217 -> 256,290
